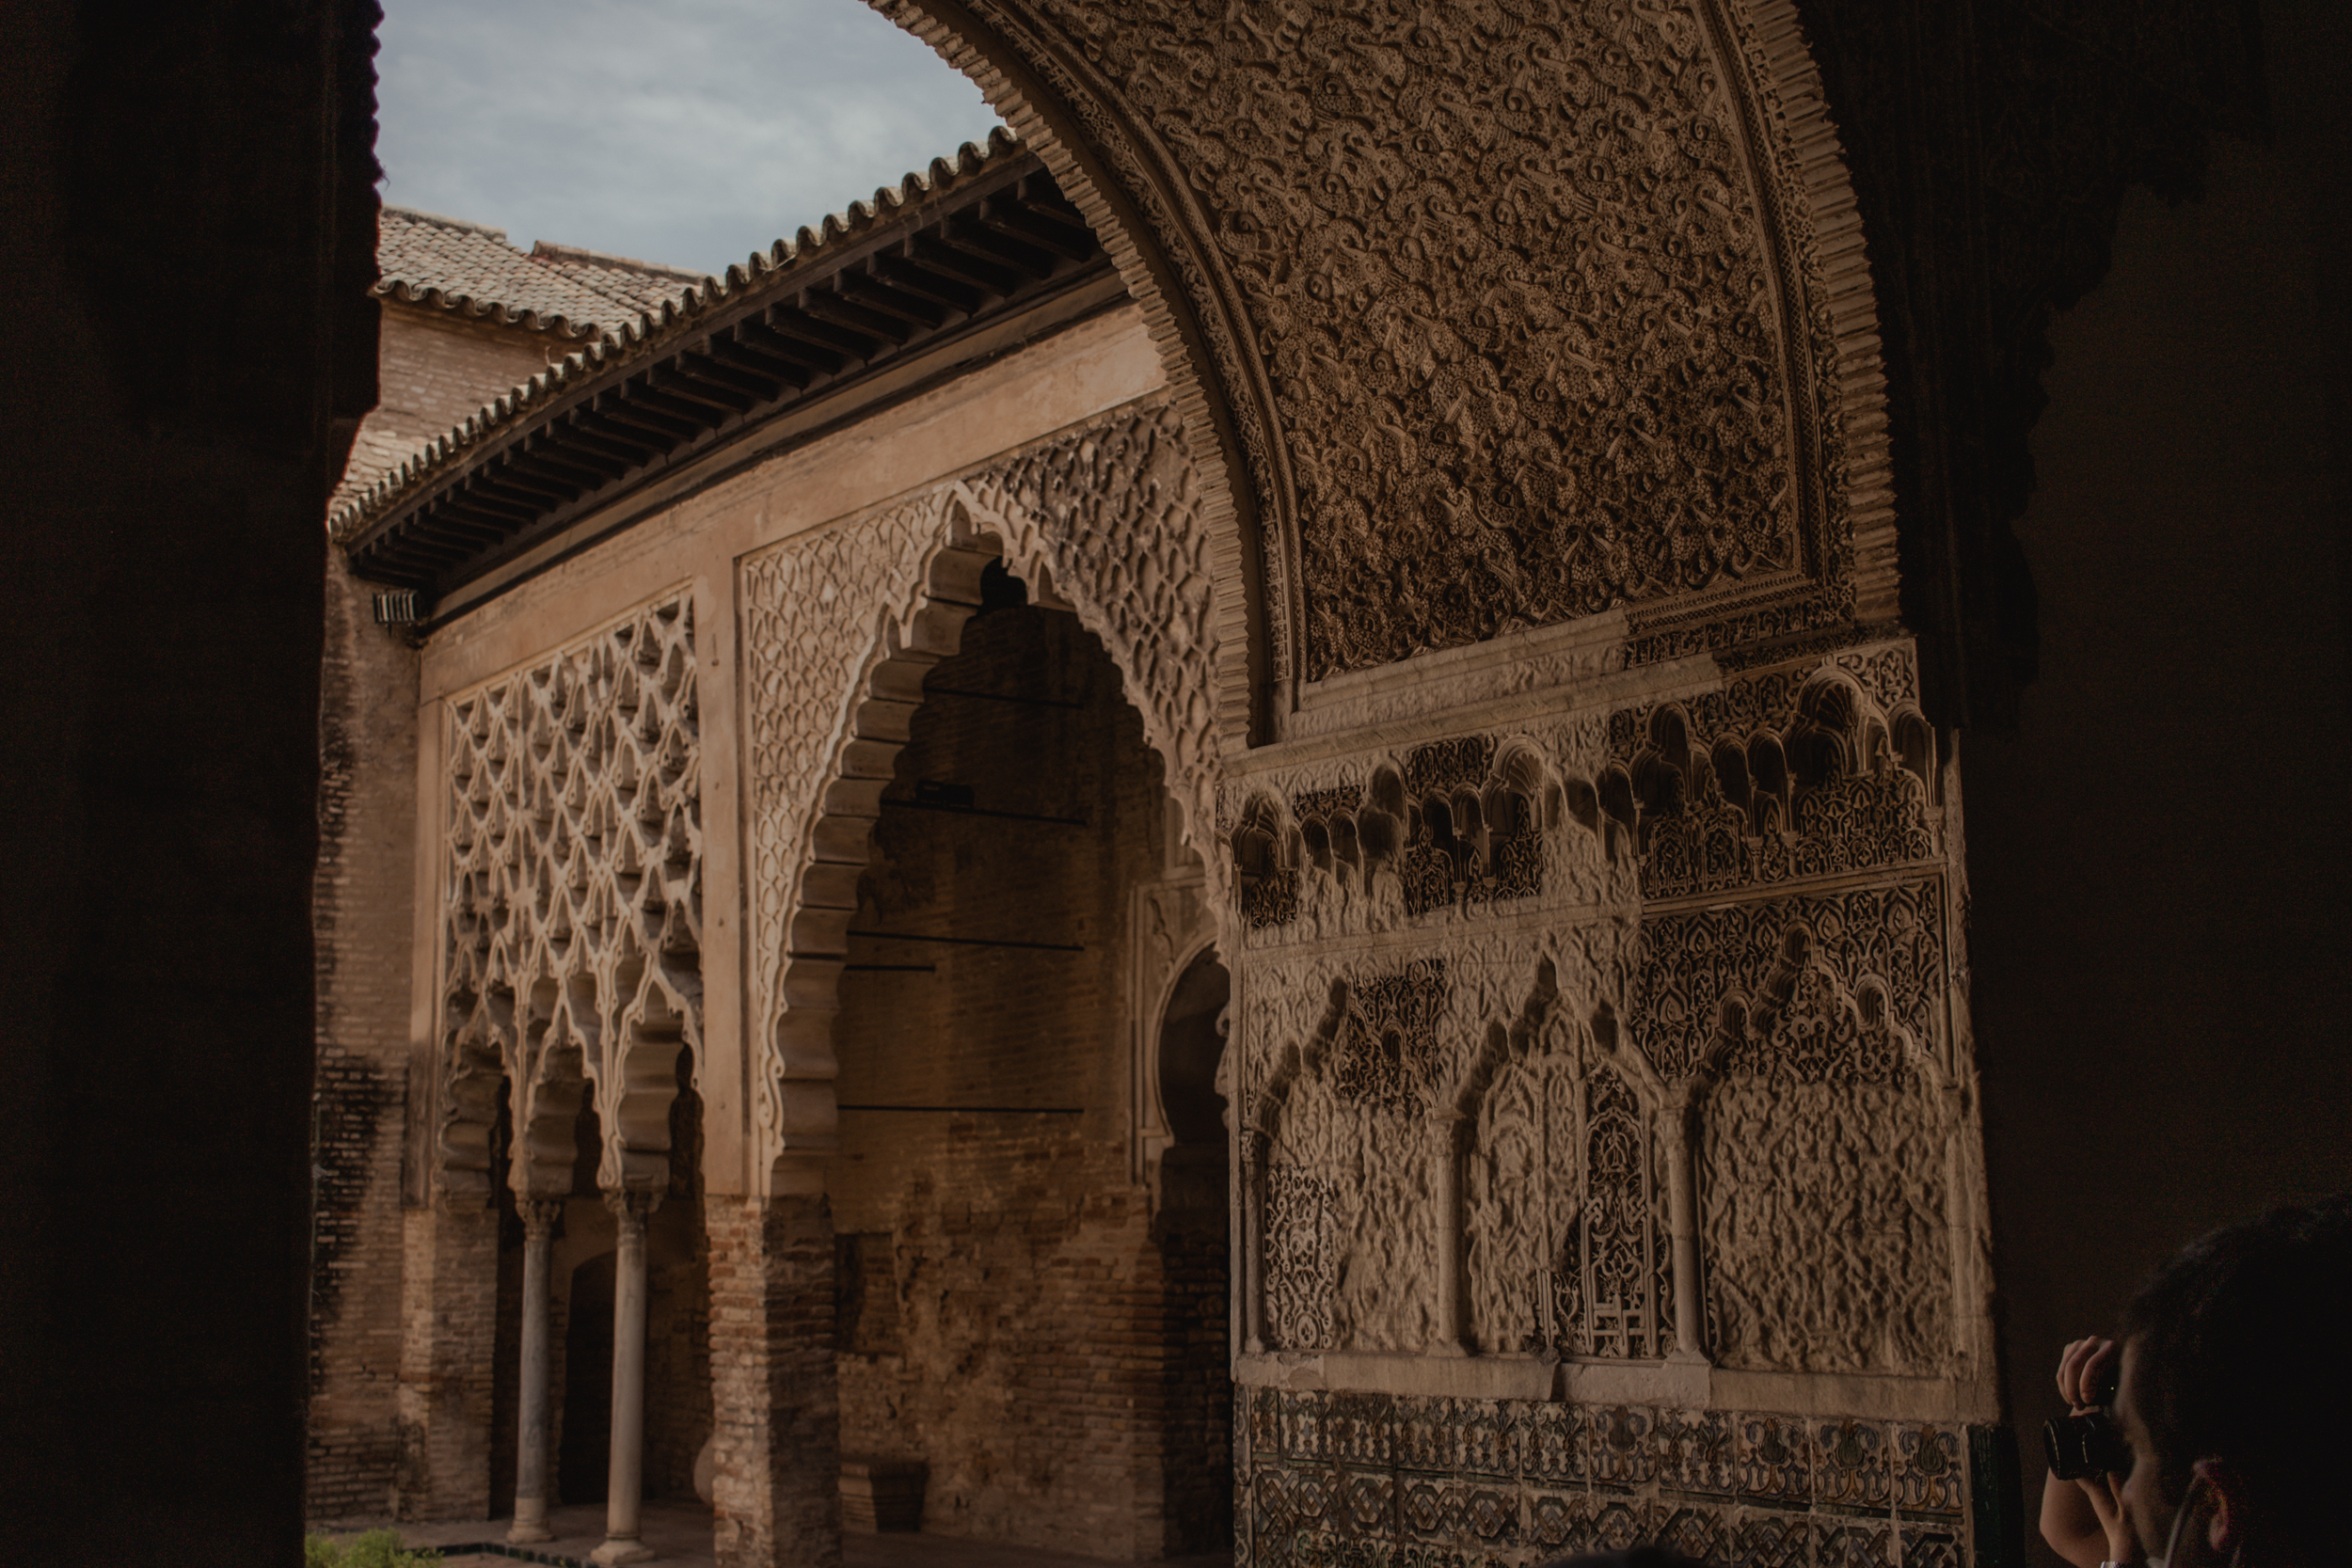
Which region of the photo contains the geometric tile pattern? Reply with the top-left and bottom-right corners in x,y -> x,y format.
1238,1389 -> 1986,1567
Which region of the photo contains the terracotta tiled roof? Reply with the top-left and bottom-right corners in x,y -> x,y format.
375,207 -> 705,341
332,129 -> 1046,546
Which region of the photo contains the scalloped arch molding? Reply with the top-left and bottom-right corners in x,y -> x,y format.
877,0 -> 1894,732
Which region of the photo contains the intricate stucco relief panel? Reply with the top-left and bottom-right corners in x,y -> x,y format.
1464,1045 -> 1562,1354
968,402 -> 1221,848
1242,876 -> 1966,1374
437,592 -> 702,1196
1224,639 -> 1979,1386
885,0 -> 1893,699
1705,1079 -> 1954,1374
739,401 -> 1219,1173
1604,643 -> 1943,900
1632,880 -> 1961,1375
1460,1022 -> 1677,1362
1630,882 -> 1947,1085
1250,931 -> 1630,1357
1226,722 -> 1623,951
1047,0 -> 1817,679
740,492 -> 948,1156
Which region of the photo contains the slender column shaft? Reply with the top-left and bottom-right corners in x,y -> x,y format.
1240,1130 -> 1267,1354
594,1189 -> 661,1565
1664,1093 -> 1707,1360
509,1199 -> 563,1544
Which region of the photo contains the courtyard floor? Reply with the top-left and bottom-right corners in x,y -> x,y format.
326,1502 -> 1234,1568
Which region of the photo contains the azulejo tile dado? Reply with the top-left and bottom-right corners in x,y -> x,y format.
1894,1423 -> 1965,1516
1236,1388 -> 1987,1567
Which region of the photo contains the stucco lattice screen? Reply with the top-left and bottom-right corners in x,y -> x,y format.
437,592 -> 704,1196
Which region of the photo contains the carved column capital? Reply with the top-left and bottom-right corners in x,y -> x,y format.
517,1197 -> 564,1236
602,1188 -> 663,1229
1659,1083 -> 1703,1152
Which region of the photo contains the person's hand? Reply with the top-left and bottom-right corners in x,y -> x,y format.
2054,1338 -> 2137,1563
2056,1336 -> 2119,1411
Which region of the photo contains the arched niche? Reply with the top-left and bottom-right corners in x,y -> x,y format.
1150,942 -> 1231,1218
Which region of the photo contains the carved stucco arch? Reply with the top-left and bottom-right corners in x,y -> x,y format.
741,400 -> 1222,1192
1137,926 -> 1227,1155
1246,975 -> 1351,1145
512,992 -> 590,1199
873,0 -> 1895,712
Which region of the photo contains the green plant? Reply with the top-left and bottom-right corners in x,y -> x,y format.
302,1530 -> 441,1568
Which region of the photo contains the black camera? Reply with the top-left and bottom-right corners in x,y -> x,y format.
2043,1409 -> 2130,1480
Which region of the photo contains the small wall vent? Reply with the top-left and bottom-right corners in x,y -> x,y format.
372,590 -> 427,626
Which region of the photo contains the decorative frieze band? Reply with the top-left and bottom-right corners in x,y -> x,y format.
1240,1387 -> 1979,1568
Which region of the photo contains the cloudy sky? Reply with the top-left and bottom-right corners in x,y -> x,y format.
374,0 -> 1006,276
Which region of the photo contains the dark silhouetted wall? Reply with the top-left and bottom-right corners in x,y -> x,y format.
1965,4 -> 2352,1560
0,3 -> 378,1564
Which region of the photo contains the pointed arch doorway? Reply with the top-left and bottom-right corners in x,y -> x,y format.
821,559 -> 1230,1560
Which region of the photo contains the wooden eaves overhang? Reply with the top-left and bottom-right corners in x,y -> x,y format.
335,139 -> 1111,613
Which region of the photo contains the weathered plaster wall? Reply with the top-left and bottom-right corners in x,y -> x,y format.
1964,3 -> 2352,1560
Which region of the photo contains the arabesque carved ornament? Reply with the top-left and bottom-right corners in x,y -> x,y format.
885,0 -> 1887,690
437,594 -> 703,1196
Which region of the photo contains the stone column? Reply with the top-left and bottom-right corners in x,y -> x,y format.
1663,1090 -> 1708,1361
1239,1129 -> 1267,1354
594,1189 -> 662,1565
707,1188 -> 841,1568
508,1198 -> 563,1544
1432,1112 -> 1471,1355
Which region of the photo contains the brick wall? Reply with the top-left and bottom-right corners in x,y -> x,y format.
1155,1211 -> 1234,1553
307,551 -> 421,1522
333,305 -> 571,509
708,1194 -> 842,1568
396,1201 -> 499,1520
645,1212 -> 715,1500
311,295 -> 576,1524
829,602 -> 1230,1560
